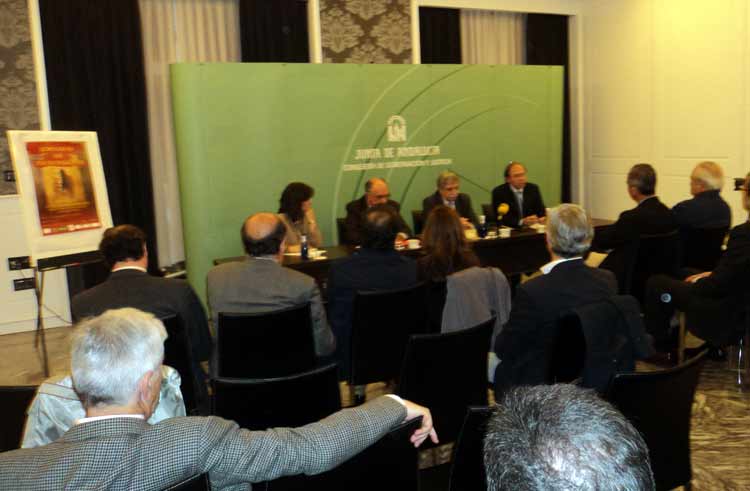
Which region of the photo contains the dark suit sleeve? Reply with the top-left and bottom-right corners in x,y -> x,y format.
493,286 -> 539,359
694,225 -> 750,298
532,184 -> 546,217
422,195 -> 435,219
591,210 -> 635,251
391,202 -> 413,237
493,186 -> 519,228
671,200 -> 690,228
179,283 -> 213,362
343,202 -> 363,245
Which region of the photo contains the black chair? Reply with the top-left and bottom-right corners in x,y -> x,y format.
162,473 -> 211,491
481,203 -> 494,223
211,363 -> 341,430
397,317 -> 493,445
264,417 -> 422,491
548,311 -> 587,385
161,315 -> 207,415
681,225 -> 728,271
349,283 -> 428,390
447,406 -> 493,491
0,385 -> 37,452
412,210 -> 425,235
337,217 -> 351,245
605,350 -> 707,491
216,304 -> 316,378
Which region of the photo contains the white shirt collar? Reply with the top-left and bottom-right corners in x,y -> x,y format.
541,256 -> 582,275
112,265 -> 147,273
75,414 -> 145,425
511,185 -> 524,193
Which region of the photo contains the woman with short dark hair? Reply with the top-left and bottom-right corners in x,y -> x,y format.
278,182 -> 323,250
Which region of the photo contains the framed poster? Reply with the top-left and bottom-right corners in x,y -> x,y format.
7,131 -> 113,265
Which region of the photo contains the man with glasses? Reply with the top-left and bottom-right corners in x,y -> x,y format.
343,177 -> 411,245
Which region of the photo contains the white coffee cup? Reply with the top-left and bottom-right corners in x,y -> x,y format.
407,239 -> 421,249
499,228 -> 511,238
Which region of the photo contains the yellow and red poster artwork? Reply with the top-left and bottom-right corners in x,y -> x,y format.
26,141 -> 101,236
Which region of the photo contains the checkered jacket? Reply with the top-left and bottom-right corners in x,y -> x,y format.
0,396 -> 405,490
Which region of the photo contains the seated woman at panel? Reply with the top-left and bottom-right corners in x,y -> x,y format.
278,182 -> 323,251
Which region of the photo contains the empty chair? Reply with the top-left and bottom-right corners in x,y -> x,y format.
481,203 -> 494,223
211,363 -> 341,431
162,473 -> 211,491
397,317 -> 493,445
681,225 -> 728,271
448,406 -> 493,491
349,283 -> 428,390
605,350 -> 707,491
217,304 -> 316,378
161,315 -> 207,415
412,210 -> 425,235
0,385 -> 37,452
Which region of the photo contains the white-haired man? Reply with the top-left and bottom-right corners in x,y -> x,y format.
672,161 -> 731,231
0,308 -> 437,490
492,204 -> 617,396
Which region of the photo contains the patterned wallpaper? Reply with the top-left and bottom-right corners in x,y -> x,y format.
0,0 -> 39,195
320,0 -> 412,64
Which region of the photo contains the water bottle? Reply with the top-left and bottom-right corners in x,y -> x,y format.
477,215 -> 487,238
300,234 -> 309,260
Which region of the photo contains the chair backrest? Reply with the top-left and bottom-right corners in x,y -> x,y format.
350,283 -> 428,386
211,363 -> 341,430
397,317 -> 493,444
681,226 -> 728,271
412,210 -> 425,235
0,385 -> 38,452
337,218 -> 351,245
548,311 -> 587,384
481,203 -> 494,223
448,406 -> 493,491
631,230 -> 681,302
605,350 -> 707,491
264,417 -> 422,491
162,473 -> 211,491
161,315 -> 204,415
217,303 -> 316,378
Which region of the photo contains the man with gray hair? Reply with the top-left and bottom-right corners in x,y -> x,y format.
422,170 -> 478,229
0,308 -> 437,490
492,204 -> 617,396
484,384 -> 655,491
672,161 -> 731,231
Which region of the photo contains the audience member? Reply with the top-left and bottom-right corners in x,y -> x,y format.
0,308 -> 437,490
328,205 -> 418,376
417,205 -> 480,282
207,213 -> 335,358
671,161 -> 731,231
21,366 -> 185,448
491,161 -> 546,228
492,204 -> 617,395
71,224 -> 211,412
278,181 -> 323,250
422,170 -> 478,229
343,177 -> 411,245
644,172 -> 750,351
484,384 -> 655,491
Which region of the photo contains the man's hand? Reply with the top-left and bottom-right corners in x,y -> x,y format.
402,400 -> 439,447
459,217 -> 473,230
685,271 -> 712,283
522,215 -> 540,226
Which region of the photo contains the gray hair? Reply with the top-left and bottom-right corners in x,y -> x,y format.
546,204 -> 594,258
484,384 -> 655,491
71,308 -> 167,408
436,170 -> 459,189
692,161 -> 724,191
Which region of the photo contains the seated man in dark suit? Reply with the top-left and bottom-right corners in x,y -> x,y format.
328,205 -> 419,377
422,170 -> 478,229
207,213 -> 335,359
645,172 -> 750,351
0,308 -> 437,490
492,204 -> 617,396
672,161 -> 731,231
491,161 -> 546,228
343,177 -> 411,245
485,384 -> 654,491
72,224 -> 211,412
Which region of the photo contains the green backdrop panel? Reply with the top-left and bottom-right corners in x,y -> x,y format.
171,63 -> 563,302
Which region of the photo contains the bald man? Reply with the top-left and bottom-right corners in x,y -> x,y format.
206,213 -> 335,359
343,178 -> 412,245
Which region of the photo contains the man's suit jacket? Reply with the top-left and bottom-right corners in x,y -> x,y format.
672,190 -> 731,231
327,249 -> 418,376
592,196 -> 677,252
421,191 -> 479,227
72,270 -> 212,363
206,257 -> 335,357
490,182 -> 546,228
0,397 -> 405,491
493,259 -> 617,394
343,196 -> 412,245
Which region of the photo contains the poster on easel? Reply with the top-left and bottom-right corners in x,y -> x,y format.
7,131 -> 113,267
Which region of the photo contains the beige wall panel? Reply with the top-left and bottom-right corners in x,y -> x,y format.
588,172 -> 631,221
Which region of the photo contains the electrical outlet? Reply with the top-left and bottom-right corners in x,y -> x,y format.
3,170 -> 14,182
8,256 -> 31,270
13,277 -> 35,291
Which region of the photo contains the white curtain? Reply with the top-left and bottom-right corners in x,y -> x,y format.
460,10 -> 525,65
139,0 -> 241,267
